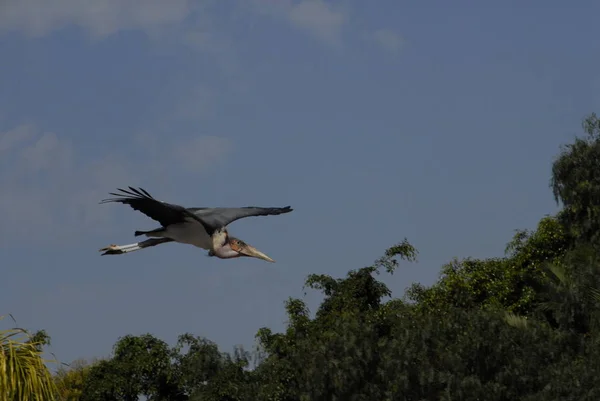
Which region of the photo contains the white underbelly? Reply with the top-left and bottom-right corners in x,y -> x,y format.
164,221 -> 212,249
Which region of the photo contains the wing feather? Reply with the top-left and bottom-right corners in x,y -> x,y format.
100,186 -> 202,229
188,206 -> 293,229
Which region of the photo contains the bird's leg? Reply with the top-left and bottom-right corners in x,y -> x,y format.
99,243 -> 140,255
99,238 -> 174,255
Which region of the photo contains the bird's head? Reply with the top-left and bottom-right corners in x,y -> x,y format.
208,227 -> 275,263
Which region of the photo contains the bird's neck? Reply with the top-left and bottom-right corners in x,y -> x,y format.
210,228 -> 239,258
212,228 -> 228,248
213,243 -> 240,259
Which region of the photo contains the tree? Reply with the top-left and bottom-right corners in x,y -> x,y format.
53,359 -> 95,401
79,333 -> 254,401
81,334 -> 180,401
250,240 -> 418,401
0,316 -> 57,401
551,112 -> 600,245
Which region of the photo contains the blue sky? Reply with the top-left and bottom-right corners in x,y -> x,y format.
1,0 -> 599,367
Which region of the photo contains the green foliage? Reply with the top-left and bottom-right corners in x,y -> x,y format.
77,332 -> 255,401
552,113 -> 600,244
406,216 -> 569,314
80,334 -> 181,401
54,359 -> 94,401
374,237 -> 419,274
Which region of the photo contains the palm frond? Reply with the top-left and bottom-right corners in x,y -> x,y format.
588,286 -> 600,303
503,312 -> 529,330
0,315 -> 58,401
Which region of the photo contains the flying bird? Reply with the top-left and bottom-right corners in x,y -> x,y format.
98,187 -> 293,263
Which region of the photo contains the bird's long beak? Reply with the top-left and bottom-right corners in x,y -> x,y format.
239,243 -> 275,263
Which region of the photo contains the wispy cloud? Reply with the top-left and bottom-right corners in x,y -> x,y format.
0,0 -> 236,66
370,29 -> 404,54
0,123 -> 36,153
244,0 -> 347,47
0,0 -> 193,38
0,1 -> 248,141
288,0 -> 345,46
0,124 -> 84,241
1,0 -> 399,56
0,123 -> 232,246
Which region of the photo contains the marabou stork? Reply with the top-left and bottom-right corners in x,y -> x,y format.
98,187 -> 293,263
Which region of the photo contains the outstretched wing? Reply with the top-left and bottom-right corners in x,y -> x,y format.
188,206 -> 293,231
100,187 -> 201,229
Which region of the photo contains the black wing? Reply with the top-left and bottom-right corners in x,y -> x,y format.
187,206 -> 293,230
100,187 -> 198,228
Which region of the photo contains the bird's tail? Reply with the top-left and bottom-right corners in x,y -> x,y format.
99,238 -> 174,255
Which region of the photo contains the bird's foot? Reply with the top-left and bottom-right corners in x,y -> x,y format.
99,244 -> 124,255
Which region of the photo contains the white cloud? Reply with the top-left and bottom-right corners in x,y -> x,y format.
0,123 -> 232,246
288,0 -> 345,46
0,1 -> 245,116
0,0 -> 193,38
20,131 -> 73,173
371,29 -> 404,54
0,0 -> 238,64
0,125 -> 79,241
0,0 -> 397,56
245,0 -> 346,47
0,123 -> 36,153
